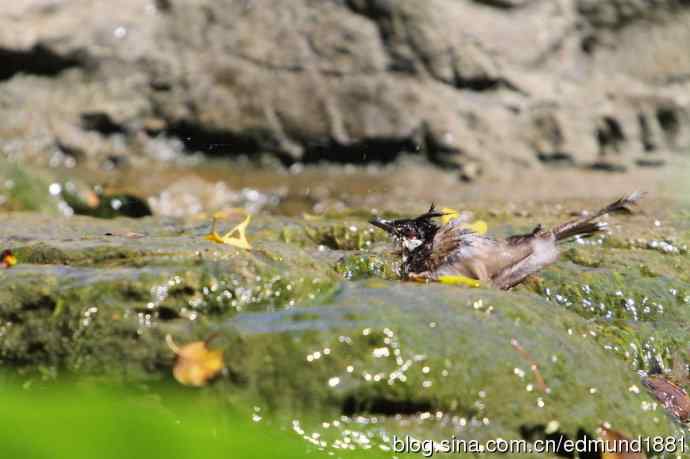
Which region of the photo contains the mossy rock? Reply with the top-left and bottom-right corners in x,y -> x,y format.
1,210 -> 689,457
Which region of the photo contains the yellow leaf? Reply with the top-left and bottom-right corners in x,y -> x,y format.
1,249 -> 16,268
440,207 -> 459,225
440,208 -> 488,235
461,220 -> 488,235
204,214 -> 252,250
204,231 -> 225,244
438,275 -> 482,288
166,335 -> 224,387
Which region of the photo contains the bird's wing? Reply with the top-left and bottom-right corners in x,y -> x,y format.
429,222 -> 492,270
505,224 -> 543,246
431,222 -> 538,279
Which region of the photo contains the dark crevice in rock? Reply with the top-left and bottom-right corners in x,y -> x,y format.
154,0 -> 172,13
56,140 -> 86,162
423,132 -> 466,170
537,151 -> 575,166
80,112 -> 127,136
636,157 -> 665,167
453,75 -> 523,93
344,0 -> 394,23
580,35 -> 598,55
638,113 -> 656,152
423,128 -> 482,180
0,45 -> 84,81
596,116 -> 626,154
454,76 -> 501,91
588,161 -> 627,172
165,118 -> 424,166
342,395 -> 434,416
385,57 -> 418,74
472,0 -> 527,9
657,107 -> 681,142
301,137 -> 419,165
164,121 -> 264,157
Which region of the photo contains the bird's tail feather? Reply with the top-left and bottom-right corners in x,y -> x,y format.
553,191 -> 643,242
555,221 -> 607,241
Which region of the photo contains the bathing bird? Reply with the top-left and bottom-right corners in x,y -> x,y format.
369,192 -> 642,289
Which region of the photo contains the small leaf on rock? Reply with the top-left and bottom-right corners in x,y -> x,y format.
462,220 -> 488,235
1,249 -> 17,268
166,335 -> 224,387
440,207 -> 487,234
642,375 -> 690,422
204,213 -> 252,250
438,275 -> 481,288
440,207 -> 460,225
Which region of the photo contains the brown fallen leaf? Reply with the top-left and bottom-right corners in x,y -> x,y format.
599,425 -> 647,459
166,334 -> 224,387
1,249 -> 17,268
642,375 -> 690,422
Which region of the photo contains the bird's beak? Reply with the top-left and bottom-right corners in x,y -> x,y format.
369,218 -> 396,234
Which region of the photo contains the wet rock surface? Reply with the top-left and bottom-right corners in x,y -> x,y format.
2,188 -> 690,453
1,0 -> 689,175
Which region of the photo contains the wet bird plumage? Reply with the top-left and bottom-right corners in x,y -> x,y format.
370,192 -> 642,289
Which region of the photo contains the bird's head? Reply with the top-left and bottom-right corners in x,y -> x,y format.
369,205 -> 445,251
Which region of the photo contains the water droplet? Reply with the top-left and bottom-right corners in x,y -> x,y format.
49,183 -> 62,196
113,26 -> 128,39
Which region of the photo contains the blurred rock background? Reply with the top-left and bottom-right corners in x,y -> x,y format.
1,0 -> 689,179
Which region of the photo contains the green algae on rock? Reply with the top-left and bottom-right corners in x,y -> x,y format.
210,282 -> 678,452
0,213 -> 340,373
525,217 -> 690,394
1,203 -> 690,456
